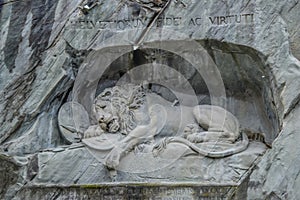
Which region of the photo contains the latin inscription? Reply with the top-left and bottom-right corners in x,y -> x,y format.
83,186 -> 232,199
69,13 -> 254,30
209,14 -> 254,25
23,185 -> 237,199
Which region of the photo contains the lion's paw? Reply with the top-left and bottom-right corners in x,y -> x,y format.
105,148 -> 121,169
152,138 -> 168,157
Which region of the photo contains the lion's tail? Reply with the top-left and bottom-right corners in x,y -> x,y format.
169,132 -> 249,158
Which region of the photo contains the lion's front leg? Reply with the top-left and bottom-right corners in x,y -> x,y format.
105,136 -> 140,169
105,146 -> 122,169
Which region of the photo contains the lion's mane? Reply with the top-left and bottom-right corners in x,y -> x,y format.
93,84 -> 147,134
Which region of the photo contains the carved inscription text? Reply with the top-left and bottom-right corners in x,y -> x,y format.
69,13 -> 254,30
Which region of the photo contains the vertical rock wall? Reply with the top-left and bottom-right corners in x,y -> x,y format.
0,0 -> 300,199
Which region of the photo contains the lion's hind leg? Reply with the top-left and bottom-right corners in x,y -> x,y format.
185,131 -> 236,143
192,105 -> 240,143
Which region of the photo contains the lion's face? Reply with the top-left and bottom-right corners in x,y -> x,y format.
93,84 -> 147,135
106,117 -> 120,133
97,111 -> 121,133
94,100 -> 120,133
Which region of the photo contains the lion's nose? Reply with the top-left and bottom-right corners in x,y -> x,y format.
99,115 -> 105,122
99,113 -> 112,122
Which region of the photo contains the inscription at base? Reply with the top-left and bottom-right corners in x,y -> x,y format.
20,185 -> 241,200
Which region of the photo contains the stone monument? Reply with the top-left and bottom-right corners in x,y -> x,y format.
0,0 -> 300,199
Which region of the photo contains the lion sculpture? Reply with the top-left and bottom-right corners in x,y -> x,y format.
83,84 -> 249,169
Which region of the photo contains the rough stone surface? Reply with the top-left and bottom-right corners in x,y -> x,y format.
0,0 -> 300,199
21,142 -> 264,185
14,185 -> 239,200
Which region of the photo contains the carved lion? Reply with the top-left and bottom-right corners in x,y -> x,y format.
83,84 -> 248,169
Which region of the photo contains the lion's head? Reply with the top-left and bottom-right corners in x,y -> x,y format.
92,84 -> 147,135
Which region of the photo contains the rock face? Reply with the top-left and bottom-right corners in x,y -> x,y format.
0,0 -> 300,199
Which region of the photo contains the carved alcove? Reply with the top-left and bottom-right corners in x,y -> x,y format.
52,39 -> 281,199
95,40 -> 279,145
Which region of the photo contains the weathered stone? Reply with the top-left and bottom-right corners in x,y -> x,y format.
0,153 -> 27,199
0,0 -> 300,199
14,185 -> 241,200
